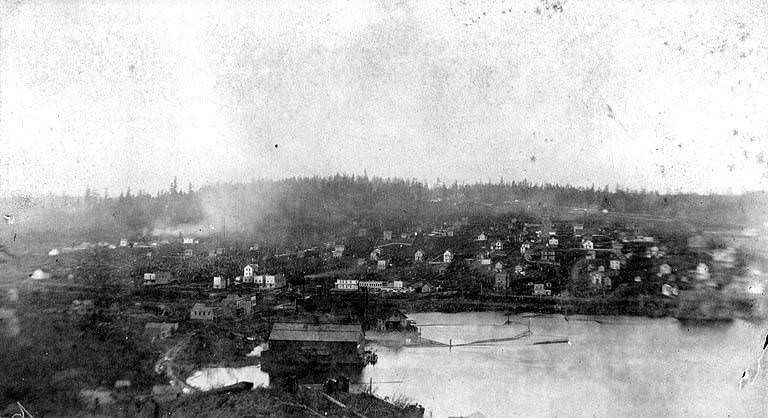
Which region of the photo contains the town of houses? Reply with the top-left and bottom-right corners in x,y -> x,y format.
102,210 -> 755,323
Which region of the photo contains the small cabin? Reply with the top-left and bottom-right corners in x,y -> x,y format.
379,309 -> 410,331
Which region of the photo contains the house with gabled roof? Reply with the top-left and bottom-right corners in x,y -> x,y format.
265,322 -> 365,365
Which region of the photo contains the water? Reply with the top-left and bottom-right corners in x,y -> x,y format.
186,365 -> 269,391
360,312 -> 768,417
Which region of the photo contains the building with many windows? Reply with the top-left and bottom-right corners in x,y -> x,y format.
335,279 -> 359,291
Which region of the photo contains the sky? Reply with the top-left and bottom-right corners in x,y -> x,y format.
1,0 -> 768,196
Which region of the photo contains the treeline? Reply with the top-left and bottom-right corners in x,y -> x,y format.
432,179 -> 767,220
4,175 -> 766,245
6,177 -> 206,243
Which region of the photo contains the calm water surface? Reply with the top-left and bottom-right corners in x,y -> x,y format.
361,312 -> 768,417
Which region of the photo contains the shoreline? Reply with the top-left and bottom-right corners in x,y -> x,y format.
385,293 -> 766,322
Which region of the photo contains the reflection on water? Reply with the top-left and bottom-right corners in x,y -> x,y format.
361,312 -> 768,417
188,362 -> 364,394
186,365 -> 269,391
263,361 -> 365,391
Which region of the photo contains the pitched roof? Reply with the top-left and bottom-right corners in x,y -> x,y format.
191,303 -> 216,311
386,309 -> 408,321
268,322 -> 362,343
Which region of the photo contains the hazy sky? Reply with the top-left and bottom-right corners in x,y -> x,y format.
2,0 -> 768,196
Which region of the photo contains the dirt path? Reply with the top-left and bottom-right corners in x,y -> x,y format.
155,333 -> 200,393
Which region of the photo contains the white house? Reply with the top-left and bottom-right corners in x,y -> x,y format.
610,260 -> 621,270
477,233 -> 487,241
264,274 -> 286,289
548,237 -> 559,247
590,272 -> 612,288
430,228 -> 447,237
213,276 -> 227,289
695,263 -> 710,281
377,260 -> 388,270
414,249 -> 424,263
391,280 -> 403,289
591,272 -> 603,286
183,237 -> 194,245
661,283 -> 680,297
335,279 -> 358,291
332,245 -> 345,258
143,273 -> 155,285
659,263 -> 672,276
581,240 -> 594,250
144,272 -> 172,286
119,239 -> 128,247
359,281 -> 384,290
491,240 -> 504,251
243,264 -> 258,280
383,230 -> 393,240
494,261 -> 504,272
443,250 -> 453,263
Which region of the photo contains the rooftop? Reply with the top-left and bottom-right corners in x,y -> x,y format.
269,322 -> 362,343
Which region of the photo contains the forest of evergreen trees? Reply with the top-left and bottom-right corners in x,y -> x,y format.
3,175 -> 766,246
